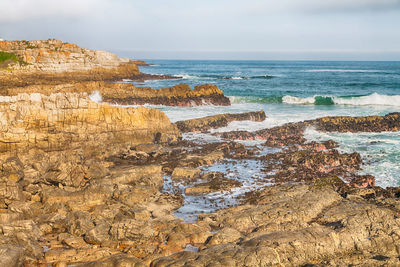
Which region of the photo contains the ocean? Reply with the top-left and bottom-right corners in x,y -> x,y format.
135,60 -> 400,189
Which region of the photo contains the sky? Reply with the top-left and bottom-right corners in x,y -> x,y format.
1,0 -> 400,60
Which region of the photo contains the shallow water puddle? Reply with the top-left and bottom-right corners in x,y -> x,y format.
164,158 -> 274,223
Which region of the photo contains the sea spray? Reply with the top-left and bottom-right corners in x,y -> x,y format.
230,93 -> 400,107
89,91 -> 102,103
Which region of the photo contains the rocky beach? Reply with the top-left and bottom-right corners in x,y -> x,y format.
1,40 -> 400,267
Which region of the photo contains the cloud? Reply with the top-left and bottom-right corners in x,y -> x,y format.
0,0 -> 399,60
0,0 -> 106,23
243,0 -> 400,15
300,0 -> 400,13
1,0 -> 399,24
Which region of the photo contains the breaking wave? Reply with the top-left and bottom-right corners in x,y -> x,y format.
230,93 -> 400,107
303,69 -> 386,73
173,74 -> 276,80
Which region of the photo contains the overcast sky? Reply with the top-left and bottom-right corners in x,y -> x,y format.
1,0 -> 400,60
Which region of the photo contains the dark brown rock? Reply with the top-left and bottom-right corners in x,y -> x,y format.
175,111 -> 266,133
103,84 -> 231,107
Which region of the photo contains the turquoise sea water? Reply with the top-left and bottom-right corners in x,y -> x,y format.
136,60 -> 400,188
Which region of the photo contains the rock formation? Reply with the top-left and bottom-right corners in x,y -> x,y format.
0,40 -> 231,107
0,92 -> 180,152
102,84 -> 231,106
219,112 -> 400,145
0,40 -> 174,95
153,182 -> 400,266
0,39 -> 129,72
1,39 -> 400,267
1,81 -> 231,107
175,110 -> 266,132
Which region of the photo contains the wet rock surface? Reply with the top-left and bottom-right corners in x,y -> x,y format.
1,40 -> 400,266
102,83 -> 231,107
175,110 -> 266,133
1,102 -> 400,266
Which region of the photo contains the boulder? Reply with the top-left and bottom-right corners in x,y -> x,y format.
0,245 -> 25,267
171,167 -> 201,181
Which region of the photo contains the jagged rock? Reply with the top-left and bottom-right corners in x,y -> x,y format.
220,122 -> 306,146
0,219 -> 43,259
78,254 -> 146,267
313,112 -> 400,132
220,113 -> 400,144
178,151 -> 224,168
0,39 -> 129,72
84,223 -> 112,245
175,110 -> 266,133
109,219 -> 154,241
153,182 -> 400,266
110,165 -> 163,189
44,248 -> 115,264
184,177 -> 242,195
115,185 -> 158,207
0,245 -> 25,267
171,167 -> 201,181
102,83 -> 231,106
41,184 -> 113,210
2,81 -> 230,107
66,211 -> 95,236
0,92 -> 180,152
207,227 -> 242,245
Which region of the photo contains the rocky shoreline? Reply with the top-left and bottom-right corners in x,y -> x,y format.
1,40 -> 400,266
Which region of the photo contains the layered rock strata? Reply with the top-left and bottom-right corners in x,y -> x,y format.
1,40 -> 400,267
102,83 -> 231,106
0,64 -> 175,93
0,40 -> 173,94
0,109 -> 400,265
153,182 -> 400,266
0,39 -> 129,72
1,81 -> 230,107
0,93 -> 180,152
219,112 -> 400,146
175,110 -> 266,133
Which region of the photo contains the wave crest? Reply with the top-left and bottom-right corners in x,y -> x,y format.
231,93 -> 400,107
173,74 -> 276,80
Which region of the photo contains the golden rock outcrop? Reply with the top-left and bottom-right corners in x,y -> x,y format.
0,92 -> 180,152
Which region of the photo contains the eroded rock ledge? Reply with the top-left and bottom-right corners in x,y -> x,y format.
219,112 -> 400,146
102,83 -> 231,106
1,40 -> 400,267
0,93 -> 180,152
175,110 -> 266,133
0,39 -> 131,72
1,40 -> 232,107
1,105 -> 400,266
0,39 -> 173,95
2,81 -> 231,107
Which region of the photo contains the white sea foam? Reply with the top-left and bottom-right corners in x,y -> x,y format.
304,128 -> 400,188
303,69 -> 384,73
231,76 -> 243,80
333,93 -> 400,106
173,74 -> 200,79
89,91 -> 102,103
282,95 -> 316,104
281,93 -> 400,107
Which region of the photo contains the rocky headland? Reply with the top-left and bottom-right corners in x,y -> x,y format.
1,40 -> 400,266
0,39 -> 229,107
